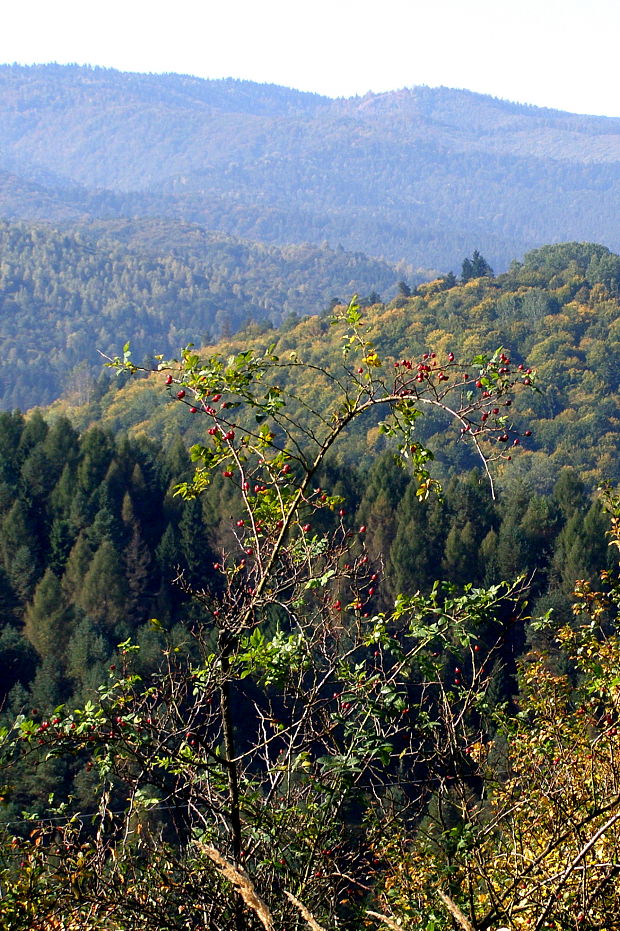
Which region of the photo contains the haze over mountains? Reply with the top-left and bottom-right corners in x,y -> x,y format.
2,63 -> 620,272
4,63 -> 620,413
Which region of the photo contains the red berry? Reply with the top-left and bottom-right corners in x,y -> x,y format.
165,374 -> 173,385
176,390 -> 185,400
359,525 -> 367,533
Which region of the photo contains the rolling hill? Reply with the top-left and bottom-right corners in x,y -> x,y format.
57,241 -> 620,492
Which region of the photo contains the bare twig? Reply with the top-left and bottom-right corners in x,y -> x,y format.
532,809 -> 620,931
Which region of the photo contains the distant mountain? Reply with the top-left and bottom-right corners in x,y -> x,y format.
1,64 -> 620,270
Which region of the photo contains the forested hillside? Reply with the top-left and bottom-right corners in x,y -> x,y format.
63,241 -> 620,489
0,220 -> 404,408
2,64 -> 620,269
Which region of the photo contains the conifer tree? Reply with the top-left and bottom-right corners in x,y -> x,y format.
76,427 -> 113,496
48,517 -> 75,576
61,531 -> 94,601
123,520 -> 153,627
41,416 -> 79,476
77,539 -> 128,631
387,479 -> 446,594
17,410 -> 48,459
23,569 -> 71,662
66,616 -> 111,695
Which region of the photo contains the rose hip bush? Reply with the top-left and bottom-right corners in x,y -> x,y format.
0,301 -> 540,930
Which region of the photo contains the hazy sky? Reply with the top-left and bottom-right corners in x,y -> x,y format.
2,0 -> 619,117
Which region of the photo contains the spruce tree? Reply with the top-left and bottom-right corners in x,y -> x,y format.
77,539 -> 128,631
23,569 -> 71,663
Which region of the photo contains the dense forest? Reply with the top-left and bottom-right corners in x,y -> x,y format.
2,65 -> 620,269
0,409 -> 608,749
0,220 -> 405,408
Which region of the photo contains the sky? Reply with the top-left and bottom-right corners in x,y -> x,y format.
2,0 -> 619,118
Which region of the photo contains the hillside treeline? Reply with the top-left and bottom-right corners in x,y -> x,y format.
2,277 -> 620,928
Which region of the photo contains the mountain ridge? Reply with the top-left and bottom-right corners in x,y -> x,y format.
1,64 -> 619,269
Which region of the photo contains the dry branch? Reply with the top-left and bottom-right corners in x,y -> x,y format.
201,844 -> 275,931
285,891 -> 328,931
437,889 -> 476,931
366,908 -> 403,930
